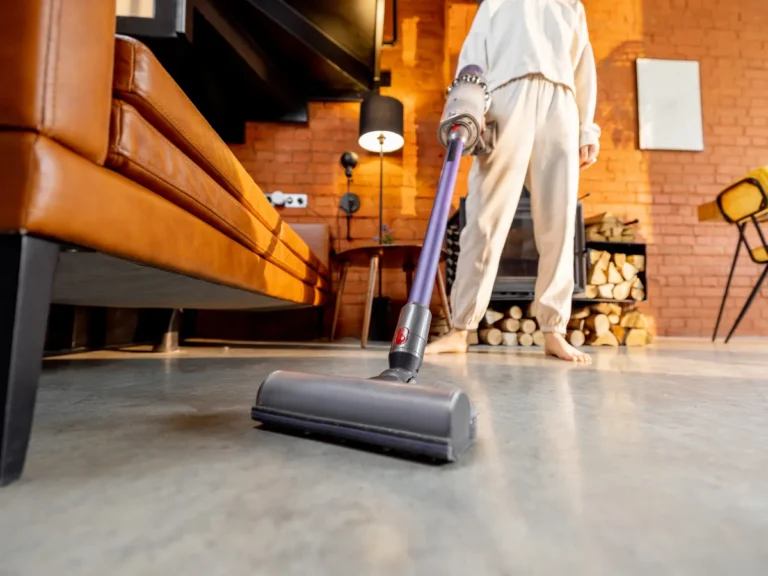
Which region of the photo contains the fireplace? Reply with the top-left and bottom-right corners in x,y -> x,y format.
445,189 -> 587,300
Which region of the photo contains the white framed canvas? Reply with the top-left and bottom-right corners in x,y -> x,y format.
636,58 -> 704,152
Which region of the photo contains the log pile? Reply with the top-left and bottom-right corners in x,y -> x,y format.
475,305 -> 547,348
568,304 -> 653,348
431,301 -> 653,349
471,303 -> 653,348
585,212 -> 638,243
586,248 -> 646,302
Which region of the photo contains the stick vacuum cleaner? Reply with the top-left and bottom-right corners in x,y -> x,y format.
251,65 -> 495,462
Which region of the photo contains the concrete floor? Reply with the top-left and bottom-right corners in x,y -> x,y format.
1,339 -> 767,575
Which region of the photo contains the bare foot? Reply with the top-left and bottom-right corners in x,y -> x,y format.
544,333 -> 592,364
424,329 -> 470,355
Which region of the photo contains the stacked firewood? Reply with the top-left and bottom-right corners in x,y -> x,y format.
474,305 -> 547,348
586,249 -> 646,301
568,304 -> 653,347
427,308 -> 543,347
431,302 -> 653,348
469,303 -> 653,348
585,212 -> 638,242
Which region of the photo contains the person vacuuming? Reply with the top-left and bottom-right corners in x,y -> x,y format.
426,0 -> 601,363
250,67 -> 494,462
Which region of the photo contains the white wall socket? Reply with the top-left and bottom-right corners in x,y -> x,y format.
266,191 -> 308,209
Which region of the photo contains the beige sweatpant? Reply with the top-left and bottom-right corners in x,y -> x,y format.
451,75 -> 580,334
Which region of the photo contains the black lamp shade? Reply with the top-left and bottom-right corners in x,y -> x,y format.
358,95 -> 404,153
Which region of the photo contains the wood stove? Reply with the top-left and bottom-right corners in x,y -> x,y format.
445,189 -> 587,300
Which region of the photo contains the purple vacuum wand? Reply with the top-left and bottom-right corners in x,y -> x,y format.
376,65 -> 490,383
410,136 -> 465,307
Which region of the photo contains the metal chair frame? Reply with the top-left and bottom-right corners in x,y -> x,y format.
712,178 -> 768,342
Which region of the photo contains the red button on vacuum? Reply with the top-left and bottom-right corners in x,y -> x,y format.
395,328 -> 410,345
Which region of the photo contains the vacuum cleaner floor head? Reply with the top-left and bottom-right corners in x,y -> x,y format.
251,371 -> 477,462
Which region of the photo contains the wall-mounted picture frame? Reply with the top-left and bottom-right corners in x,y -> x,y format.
636,58 -> 705,152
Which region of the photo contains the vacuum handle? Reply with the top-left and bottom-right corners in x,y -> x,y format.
409,137 -> 465,306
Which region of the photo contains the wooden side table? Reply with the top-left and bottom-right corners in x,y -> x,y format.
330,243 -> 453,347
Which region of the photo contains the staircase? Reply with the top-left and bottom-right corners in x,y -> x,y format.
117,0 -> 388,142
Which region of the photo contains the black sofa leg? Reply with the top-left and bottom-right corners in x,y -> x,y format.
0,235 -> 58,486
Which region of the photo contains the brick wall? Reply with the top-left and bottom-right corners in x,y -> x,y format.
232,0 -> 768,339
582,0 -> 768,337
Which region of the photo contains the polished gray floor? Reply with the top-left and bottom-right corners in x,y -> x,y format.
1,340 -> 767,576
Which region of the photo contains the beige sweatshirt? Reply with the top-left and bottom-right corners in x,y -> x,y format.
457,0 -> 601,149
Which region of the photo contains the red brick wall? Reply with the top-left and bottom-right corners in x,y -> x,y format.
582,0 -> 768,336
232,0 -> 768,338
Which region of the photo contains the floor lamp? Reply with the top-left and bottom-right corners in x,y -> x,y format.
358,94 -> 404,297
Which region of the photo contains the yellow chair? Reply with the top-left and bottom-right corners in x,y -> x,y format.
713,168 -> 768,342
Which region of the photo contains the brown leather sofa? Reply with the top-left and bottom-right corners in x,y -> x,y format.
0,1 -> 330,485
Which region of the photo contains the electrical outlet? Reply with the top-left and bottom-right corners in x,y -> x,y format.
266,191 -> 308,209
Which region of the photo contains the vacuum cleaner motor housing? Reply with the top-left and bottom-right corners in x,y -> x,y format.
438,65 -> 496,156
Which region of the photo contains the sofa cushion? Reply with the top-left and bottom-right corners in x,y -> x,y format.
112,36 -> 325,276
107,100 -> 327,290
0,131 -> 327,307
0,0 -> 116,165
